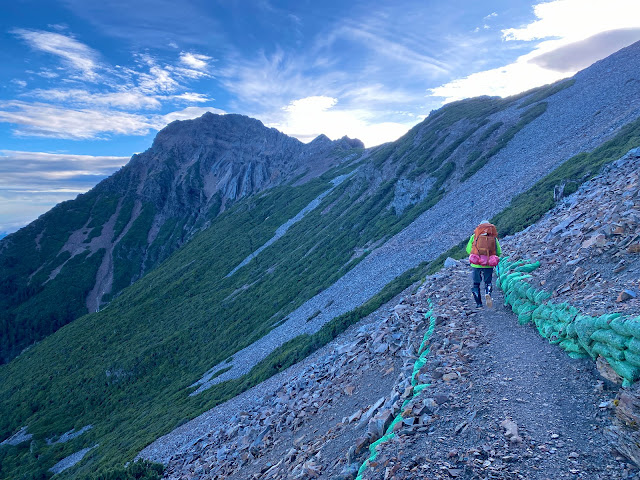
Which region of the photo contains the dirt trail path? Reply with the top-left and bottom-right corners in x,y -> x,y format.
359,266 -> 637,480
470,293 -> 626,479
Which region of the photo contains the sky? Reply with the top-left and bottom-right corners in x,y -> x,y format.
1,0 -> 640,236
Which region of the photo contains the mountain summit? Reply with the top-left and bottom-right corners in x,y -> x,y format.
0,113 -> 362,363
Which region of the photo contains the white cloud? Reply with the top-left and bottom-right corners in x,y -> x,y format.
29,88 -> 162,110
171,92 -> 211,103
37,68 -> 60,79
137,65 -> 180,93
0,101 -> 157,139
180,52 -> 212,70
331,23 -> 450,77
502,0 -> 640,42
429,61 -> 563,102
0,151 -> 130,233
11,79 -> 27,88
0,150 -> 128,181
13,29 -> 101,81
270,96 -> 413,147
0,101 -> 226,139
430,0 -> 640,103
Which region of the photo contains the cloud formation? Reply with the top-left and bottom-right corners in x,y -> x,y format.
430,0 -> 640,103
180,52 -> 212,70
0,101 -> 226,139
13,29 -> 101,81
270,96 -> 415,146
529,28 -> 640,72
0,150 -> 130,232
2,30 -> 223,139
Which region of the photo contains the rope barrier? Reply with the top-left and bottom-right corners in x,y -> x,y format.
355,300 -> 436,479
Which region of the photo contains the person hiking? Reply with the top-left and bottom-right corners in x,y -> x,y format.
466,220 -> 501,308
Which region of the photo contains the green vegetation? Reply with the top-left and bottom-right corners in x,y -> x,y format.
0,188 -> 119,363
111,203 -> 156,294
112,199 -> 135,241
492,115 -> 640,235
82,460 -> 164,480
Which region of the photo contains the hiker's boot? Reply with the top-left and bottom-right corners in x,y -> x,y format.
472,284 -> 483,308
485,283 -> 493,309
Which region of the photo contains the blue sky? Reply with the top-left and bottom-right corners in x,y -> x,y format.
1,0 -> 640,235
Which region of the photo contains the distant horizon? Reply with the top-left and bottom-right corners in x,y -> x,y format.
1,0 -> 640,233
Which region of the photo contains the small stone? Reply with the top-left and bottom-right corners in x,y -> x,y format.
442,373 -> 458,382
354,436 -> 369,455
617,290 -> 636,302
433,394 -> 450,405
628,243 -> 640,254
500,418 -> 523,444
614,262 -> 626,274
348,409 -> 362,423
444,257 -> 458,268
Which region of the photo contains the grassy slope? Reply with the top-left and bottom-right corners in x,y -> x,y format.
0,191 -> 119,364
0,82 -> 599,479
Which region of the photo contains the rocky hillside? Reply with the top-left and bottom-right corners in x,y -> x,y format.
1,42 -> 640,480
150,149 -> 640,480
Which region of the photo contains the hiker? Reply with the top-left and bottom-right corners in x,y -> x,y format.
466,220 -> 501,308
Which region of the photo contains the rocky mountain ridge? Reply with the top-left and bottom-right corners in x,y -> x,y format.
177,41 -> 640,393
148,149 -> 640,480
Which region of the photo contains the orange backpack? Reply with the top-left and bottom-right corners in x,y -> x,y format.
471,223 -> 498,257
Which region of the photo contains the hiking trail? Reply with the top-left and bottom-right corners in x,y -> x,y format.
144,261 -> 636,479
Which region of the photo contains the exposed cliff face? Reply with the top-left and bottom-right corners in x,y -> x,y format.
0,113 -> 363,363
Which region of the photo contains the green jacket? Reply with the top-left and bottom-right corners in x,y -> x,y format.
466,234 -> 502,268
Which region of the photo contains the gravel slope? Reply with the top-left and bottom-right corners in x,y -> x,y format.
190,41 -> 640,390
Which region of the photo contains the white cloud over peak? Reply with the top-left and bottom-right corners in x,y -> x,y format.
430,0 -> 640,103
13,29 -> 101,81
270,96 -> 413,147
159,106 -> 226,125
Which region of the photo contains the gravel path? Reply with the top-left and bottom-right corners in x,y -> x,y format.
192,41 -> 640,392
357,265 -> 636,480
471,295 -> 627,479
